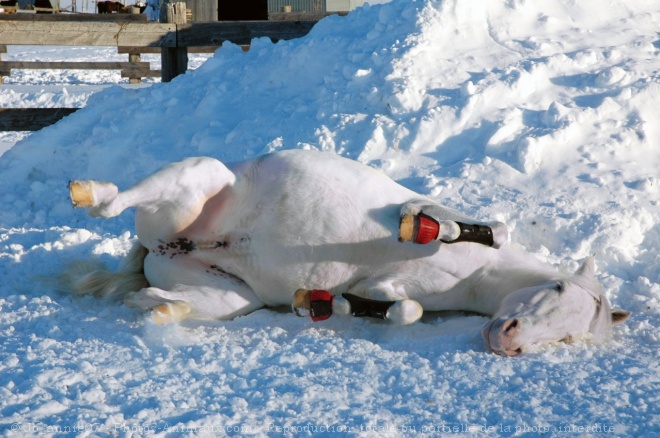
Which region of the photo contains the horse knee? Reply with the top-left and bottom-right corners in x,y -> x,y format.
386,299 -> 423,325
488,221 -> 509,248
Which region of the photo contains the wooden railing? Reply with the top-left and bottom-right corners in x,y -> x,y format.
0,15 -> 318,82
0,108 -> 79,131
0,13 -> 328,131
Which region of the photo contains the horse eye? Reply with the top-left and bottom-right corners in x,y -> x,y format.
554,282 -> 564,293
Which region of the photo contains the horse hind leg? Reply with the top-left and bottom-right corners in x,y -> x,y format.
69,180 -> 119,216
69,157 -> 236,221
125,282 -> 264,324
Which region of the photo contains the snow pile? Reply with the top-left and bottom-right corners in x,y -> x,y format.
1,0 -> 659,435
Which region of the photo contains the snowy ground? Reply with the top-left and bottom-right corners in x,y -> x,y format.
1,0 -> 659,436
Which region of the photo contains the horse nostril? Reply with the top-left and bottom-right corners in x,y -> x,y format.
506,347 -> 523,356
503,318 -> 519,333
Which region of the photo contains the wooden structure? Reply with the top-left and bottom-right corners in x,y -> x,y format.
159,2 -> 187,82
0,13 -> 323,130
0,13 -> 149,22
0,15 -> 318,49
0,108 -> 78,131
0,13 -> 317,83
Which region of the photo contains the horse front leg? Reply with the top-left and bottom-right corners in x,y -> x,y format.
292,279 -> 424,325
399,199 -> 509,248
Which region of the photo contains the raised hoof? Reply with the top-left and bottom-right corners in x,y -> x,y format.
69,181 -> 95,207
386,300 -> 423,325
69,180 -> 118,208
151,301 -> 192,324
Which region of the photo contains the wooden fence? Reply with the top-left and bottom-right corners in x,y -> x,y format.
0,45 -> 222,83
0,12 -> 326,82
0,13 -> 323,130
0,108 -> 78,131
0,18 -> 317,47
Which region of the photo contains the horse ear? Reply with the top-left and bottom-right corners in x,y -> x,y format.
611,309 -> 631,325
575,256 -> 596,278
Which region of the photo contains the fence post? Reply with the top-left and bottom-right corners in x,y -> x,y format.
128,51 -> 142,84
0,45 -> 6,84
160,1 -> 188,82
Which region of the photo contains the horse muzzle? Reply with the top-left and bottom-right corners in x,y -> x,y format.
482,318 -> 525,357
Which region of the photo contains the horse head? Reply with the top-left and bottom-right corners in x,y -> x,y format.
482,257 -> 631,356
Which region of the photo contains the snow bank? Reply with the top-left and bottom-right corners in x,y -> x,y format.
0,0 -> 658,435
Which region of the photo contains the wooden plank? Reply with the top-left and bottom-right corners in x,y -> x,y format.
32,7 -> 63,13
0,61 -> 152,70
119,46 -> 219,54
0,21 -> 176,47
0,20 -> 317,48
268,11 -> 346,21
121,68 -> 160,78
0,13 -> 148,22
176,21 -> 318,47
0,108 -> 79,131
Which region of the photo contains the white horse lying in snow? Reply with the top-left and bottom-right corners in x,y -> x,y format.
65,150 -> 629,356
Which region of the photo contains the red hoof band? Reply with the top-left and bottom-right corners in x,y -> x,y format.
310,289 -> 334,322
415,215 -> 440,244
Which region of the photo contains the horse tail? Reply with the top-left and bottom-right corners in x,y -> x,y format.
58,242 -> 150,301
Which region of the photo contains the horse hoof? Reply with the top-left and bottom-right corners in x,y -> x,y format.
151,301 -> 191,324
69,180 -> 118,208
292,289 -> 334,321
399,214 -> 416,242
386,299 -> 423,325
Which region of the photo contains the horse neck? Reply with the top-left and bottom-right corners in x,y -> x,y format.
467,247 -> 563,315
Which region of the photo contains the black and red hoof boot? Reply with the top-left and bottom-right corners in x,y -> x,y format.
293,289 -> 334,322
399,213 -> 440,244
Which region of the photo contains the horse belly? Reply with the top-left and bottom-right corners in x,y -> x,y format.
231,152 -> 428,303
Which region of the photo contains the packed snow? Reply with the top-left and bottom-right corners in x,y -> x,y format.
1,0 -> 659,436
